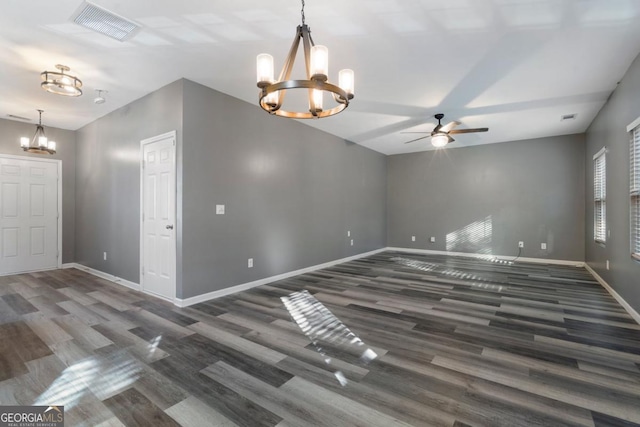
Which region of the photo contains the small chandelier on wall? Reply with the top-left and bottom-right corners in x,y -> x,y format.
256,0 -> 354,119
20,110 -> 56,154
41,64 -> 83,97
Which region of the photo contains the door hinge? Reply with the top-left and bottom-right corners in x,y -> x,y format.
172,139 -> 176,146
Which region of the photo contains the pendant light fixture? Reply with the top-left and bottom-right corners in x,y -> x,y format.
41,64 -> 83,97
20,110 -> 56,154
256,0 -> 354,119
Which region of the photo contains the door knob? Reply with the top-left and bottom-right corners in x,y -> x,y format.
166,225 -> 174,230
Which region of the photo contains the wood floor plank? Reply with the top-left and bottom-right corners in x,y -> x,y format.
202,361 -> 343,427
53,314 -> 113,351
103,387 -> 181,427
188,321 -> 287,365
2,293 -> 38,314
57,299 -> 109,326
164,396 -> 239,427
152,355 -> 282,426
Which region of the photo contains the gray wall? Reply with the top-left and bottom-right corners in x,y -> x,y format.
73,78 -> 386,299
585,52 -> 640,313
387,134 -> 585,261
74,80 -> 184,284
181,80 -> 386,298
0,117 -> 76,263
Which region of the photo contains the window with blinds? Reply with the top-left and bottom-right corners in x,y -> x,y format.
594,148 -> 606,244
632,126 -> 640,259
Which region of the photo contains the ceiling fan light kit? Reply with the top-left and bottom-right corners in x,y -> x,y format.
256,0 -> 354,119
431,133 -> 449,148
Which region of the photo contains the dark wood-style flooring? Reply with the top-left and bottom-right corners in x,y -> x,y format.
1,251 -> 640,426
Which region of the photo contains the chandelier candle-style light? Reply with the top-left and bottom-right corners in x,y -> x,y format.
41,64 -> 83,97
256,0 -> 354,118
20,110 -> 56,154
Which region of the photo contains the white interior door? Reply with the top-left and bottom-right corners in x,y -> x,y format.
0,155 -> 59,275
141,132 -> 176,300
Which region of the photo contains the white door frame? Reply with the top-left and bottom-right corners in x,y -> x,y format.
0,153 -> 63,274
139,131 -> 177,302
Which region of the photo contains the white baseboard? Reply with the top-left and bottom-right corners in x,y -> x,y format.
386,247 -> 585,267
175,248 -> 387,307
584,263 -> 640,326
63,263 -> 141,292
1,266 -> 59,277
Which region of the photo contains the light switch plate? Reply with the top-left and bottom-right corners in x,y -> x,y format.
411,236 -> 416,242
430,237 -> 435,243
216,205 -> 225,215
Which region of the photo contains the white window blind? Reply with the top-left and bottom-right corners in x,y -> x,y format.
594,148 -> 606,244
632,127 -> 640,259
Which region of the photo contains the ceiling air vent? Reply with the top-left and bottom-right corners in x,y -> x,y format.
561,114 -> 577,121
71,1 -> 140,41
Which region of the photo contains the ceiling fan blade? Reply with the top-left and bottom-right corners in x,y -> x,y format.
447,135 -> 455,143
448,127 -> 489,134
440,121 -> 460,133
403,135 -> 431,144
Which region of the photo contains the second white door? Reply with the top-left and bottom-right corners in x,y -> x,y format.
141,132 -> 176,300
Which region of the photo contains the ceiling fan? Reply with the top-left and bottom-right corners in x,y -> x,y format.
402,113 -> 488,147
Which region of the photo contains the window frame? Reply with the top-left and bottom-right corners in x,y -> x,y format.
593,147 -> 607,245
627,117 -> 640,261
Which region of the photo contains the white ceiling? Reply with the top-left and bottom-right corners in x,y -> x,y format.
2,0 -> 640,155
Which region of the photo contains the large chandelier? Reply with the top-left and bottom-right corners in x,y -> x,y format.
256,0 -> 354,119
20,110 -> 56,155
41,64 -> 83,97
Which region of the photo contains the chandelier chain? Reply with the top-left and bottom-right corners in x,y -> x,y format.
301,0 -> 305,25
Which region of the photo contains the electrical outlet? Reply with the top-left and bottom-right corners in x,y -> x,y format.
350,239 -> 354,246
216,204 -> 225,215
541,243 -> 547,250
606,260 -> 610,270
248,258 -> 253,268
430,236 -> 435,243
411,236 -> 416,242
518,241 -> 524,248
347,230 -> 351,237
103,252 -> 107,261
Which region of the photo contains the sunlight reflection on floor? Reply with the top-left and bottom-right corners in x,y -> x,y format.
33,335 -> 162,409
281,290 -> 377,386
